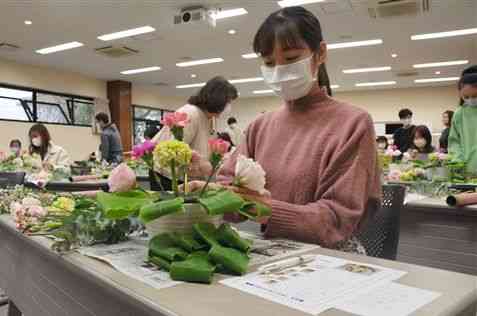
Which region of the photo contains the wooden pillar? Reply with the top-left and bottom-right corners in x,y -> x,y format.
107,80 -> 132,152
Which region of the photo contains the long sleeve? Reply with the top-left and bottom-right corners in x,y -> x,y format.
448,110 -> 464,161
100,133 -> 111,162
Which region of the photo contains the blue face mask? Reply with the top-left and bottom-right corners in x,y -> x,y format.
463,97 -> 477,107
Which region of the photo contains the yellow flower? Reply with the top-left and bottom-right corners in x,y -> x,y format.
154,140 -> 192,169
52,197 -> 75,212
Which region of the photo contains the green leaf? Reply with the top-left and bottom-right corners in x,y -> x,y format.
199,190 -> 244,216
170,232 -> 205,252
139,198 -> 184,223
209,245 -> 249,276
97,192 -> 153,220
216,223 -> 252,253
149,255 -> 172,271
170,252 -> 215,284
238,201 -> 272,220
192,222 -> 219,247
149,233 -> 189,261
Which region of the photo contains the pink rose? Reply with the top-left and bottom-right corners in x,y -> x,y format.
108,163 -> 137,192
10,202 -> 24,217
161,112 -> 189,128
208,139 -> 230,156
28,205 -> 47,218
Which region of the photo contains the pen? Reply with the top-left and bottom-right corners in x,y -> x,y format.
258,254 -> 315,274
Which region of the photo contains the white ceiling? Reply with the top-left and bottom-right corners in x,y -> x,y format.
0,0 -> 476,99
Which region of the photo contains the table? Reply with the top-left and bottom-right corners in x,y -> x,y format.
24,180 -> 109,192
398,197 -> 477,276
1,216 -> 476,316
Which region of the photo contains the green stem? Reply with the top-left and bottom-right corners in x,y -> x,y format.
171,159 -> 178,196
146,160 -> 165,192
199,162 -> 221,197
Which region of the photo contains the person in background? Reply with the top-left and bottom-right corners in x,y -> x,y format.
217,132 -> 236,164
393,108 -> 415,154
95,112 -> 123,164
226,117 -> 244,147
152,76 -> 238,189
143,125 -> 159,141
9,139 -> 22,157
439,110 -> 454,153
408,125 -> 435,161
214,6 -> 381,253
29,123 -> 70,171
449,67 -> 477,173
376,136 -> 389,154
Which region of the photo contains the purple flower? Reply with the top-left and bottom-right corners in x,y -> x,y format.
132,140 -> 157,159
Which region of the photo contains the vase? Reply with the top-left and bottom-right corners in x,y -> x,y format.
432,167 -> 450,181
145,203 -> 223,235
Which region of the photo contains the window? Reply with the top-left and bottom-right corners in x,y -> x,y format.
0,87 -> 33,121
132,105 -> 172,144
74,101 -> 95,125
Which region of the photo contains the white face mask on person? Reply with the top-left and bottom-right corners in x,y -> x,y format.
401,118 -> 412,127
463,97 -> 477,107
261,55 -> 317,101
31,137 -> 42,147
414,138 -> 427,149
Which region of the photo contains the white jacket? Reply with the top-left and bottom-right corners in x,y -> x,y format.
34,142 -> 71,171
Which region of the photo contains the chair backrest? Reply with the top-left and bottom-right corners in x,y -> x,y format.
357,184 -> 406,260
0,172 -> 26,188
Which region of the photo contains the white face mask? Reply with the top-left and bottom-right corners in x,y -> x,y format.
401,118 -> 412,127
463,97 -> 477,107
414,138 -> 427,149
32,137 -> 42,147
377,143 -> 387,150
261,55 -> 317,101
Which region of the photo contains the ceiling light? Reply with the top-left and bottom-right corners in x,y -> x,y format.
330,85 -> 340,89
242,53 -> 259,59
343,66 -> 391,74
24,20 -> 32,25
228,29 -> 237,35
36,41 -> 83,54
411,28 -> 477,40
229,77 -> 264,84
176,82 -> 206,89
120,66 -> 161,75
435,71 -> 441,75
213,8 -> 248,20
391,53 -> 398,58
190,74 -> 197,78
328,39 -> 383,50
355,81 -> 396,87
278,0 -> 325,7
253,90 -> 274,94
176,57 -> 224,67
414,77 -> 459,83
413,60 -> 469,68
98,26 -> 155,41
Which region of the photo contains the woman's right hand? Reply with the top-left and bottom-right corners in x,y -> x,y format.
188,151 -> 213,178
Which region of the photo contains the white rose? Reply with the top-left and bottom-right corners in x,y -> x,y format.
234,155 -> 267,195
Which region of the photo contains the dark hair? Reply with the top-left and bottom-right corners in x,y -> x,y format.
217,132 -> 234,149
411,125 -> 434,154
398,108 -> 413,119
443,110 -> 454,127
253,6 -> 332,97
376,136 -> 389,149
227,117 -> 237,125
144,125 -> 159,140
458,65 -> 477,105
9,139 -> 21,148
95,112 -> 110,124
188,76 -> 238,114
29,123 -> 51,160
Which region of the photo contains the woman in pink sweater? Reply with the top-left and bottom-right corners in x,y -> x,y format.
220,6 -> 381,254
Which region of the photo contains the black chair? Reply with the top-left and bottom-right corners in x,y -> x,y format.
358,184 -> 406,260
0,172 -> 26,189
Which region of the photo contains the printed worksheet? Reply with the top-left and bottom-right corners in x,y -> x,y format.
220,255 -> 407,315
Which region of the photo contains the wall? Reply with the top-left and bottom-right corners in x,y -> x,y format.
132,85 -> 184,110
0,58 -> 105,160
229,85 -> 459,133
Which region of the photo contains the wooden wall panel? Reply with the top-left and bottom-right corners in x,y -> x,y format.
107,80 -> 132,152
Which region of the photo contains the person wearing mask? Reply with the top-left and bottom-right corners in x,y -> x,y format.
439,110 -> 454,153
28,123 -> 70,171
153,76 -> 238,189
206,6 -> 380,253
9,139 -> 22,157
95,112 -> 123,164
226,117 -> 244,147
376,136 -> 389,154
393,108 -> 415,154
408,125 -> 435,161
449,68 -> 477,173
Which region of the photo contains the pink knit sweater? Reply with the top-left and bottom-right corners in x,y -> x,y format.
221,88 -> 381,248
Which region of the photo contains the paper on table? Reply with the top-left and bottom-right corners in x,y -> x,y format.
220,254 -> 407,315
78,240 -> 180,290
404,193 -> 428,205
335,282 -> 441,316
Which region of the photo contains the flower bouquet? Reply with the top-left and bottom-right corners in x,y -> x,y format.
378,146 -> 402,171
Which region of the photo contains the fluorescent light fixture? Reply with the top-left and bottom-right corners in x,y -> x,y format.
176,82 -> 206,89
435,71 -> 441,75
98,26 -> 155,41
24,20 -> 32,25
228,29 -> 237,35
229,77 -> 263,84
343,66 -> 391,74
278,0 -> 325,7
36,41 -> 83,54
176,58 -> 224,67
328,39 -> 383,50
120,66 -> 161,75
190,74 -> 197,78
391,53 -> 398,58
414,77 -> 459,83
411,28 -> 477,40
213,8 -> 248,20
242,53 -> 259,59
253,89 -> 274,94
330,85 -> 340,89
355,81 -> 396,87
413,60 -> 469,68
